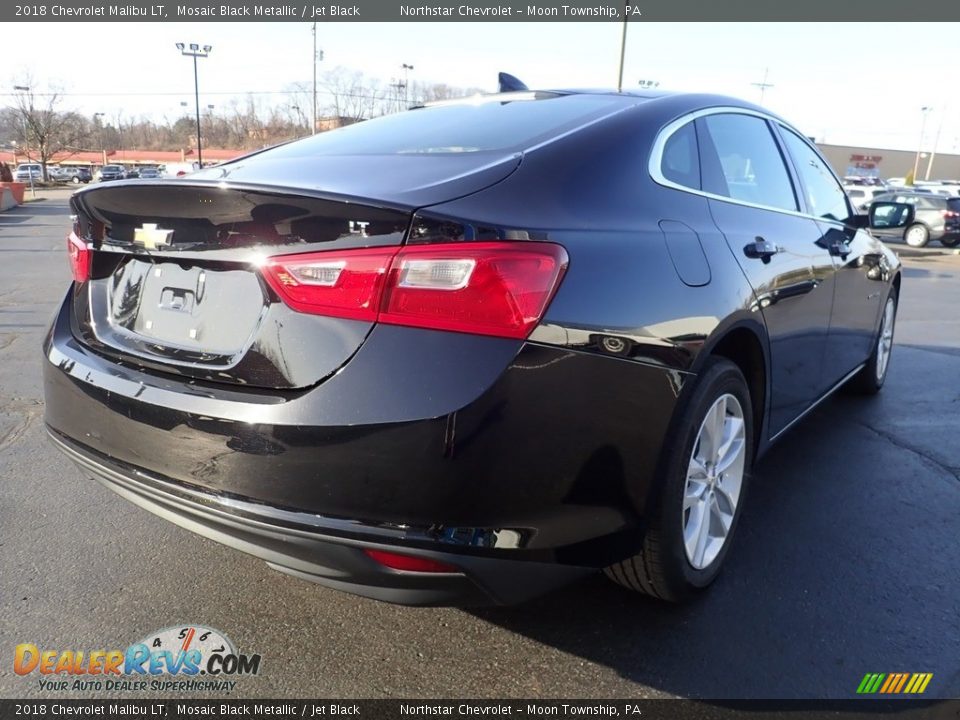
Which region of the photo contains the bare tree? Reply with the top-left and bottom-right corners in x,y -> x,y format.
413,81 -> 484,104
10,78 -> 89,178
2,71 -> 490,164
321,67 -> 393,121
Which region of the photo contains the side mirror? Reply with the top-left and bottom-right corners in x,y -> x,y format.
868,202 -> 915,230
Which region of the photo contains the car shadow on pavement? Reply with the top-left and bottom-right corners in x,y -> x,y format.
465,392 -> 960,699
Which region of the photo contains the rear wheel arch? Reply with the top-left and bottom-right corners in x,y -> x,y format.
691,322 -> 768,455
639,321 -> 768,523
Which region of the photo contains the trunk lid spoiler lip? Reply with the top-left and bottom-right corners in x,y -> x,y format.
73,151 -> 525,219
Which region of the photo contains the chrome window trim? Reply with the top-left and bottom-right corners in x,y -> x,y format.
648,106 -> 849,229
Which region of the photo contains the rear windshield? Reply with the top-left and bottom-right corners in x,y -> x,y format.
948,198 -> 960,210
261,94 -> 628,157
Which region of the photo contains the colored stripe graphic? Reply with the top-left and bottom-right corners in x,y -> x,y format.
857,672 -> 932,694
893,673 -> 910,693
856,673 -> 886,694
906,673 -> 934,694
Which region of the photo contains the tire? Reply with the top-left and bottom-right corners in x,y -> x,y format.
605,357 -> 753,602
847,290 -> 897,395
71,176 -> 80,184
904,223 -> 929,248
940,236 -> 960,248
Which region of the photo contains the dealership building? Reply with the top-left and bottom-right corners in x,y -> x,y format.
817,144 -> 960,181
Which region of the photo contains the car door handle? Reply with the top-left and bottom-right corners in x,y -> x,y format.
743,238 -> 781,263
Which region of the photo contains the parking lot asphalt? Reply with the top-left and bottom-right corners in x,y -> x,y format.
1,192 -> 958,700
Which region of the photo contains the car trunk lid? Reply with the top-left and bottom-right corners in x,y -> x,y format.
69,152 -> 520,389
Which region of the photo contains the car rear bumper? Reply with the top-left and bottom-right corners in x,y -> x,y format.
48,428 -> 594,605
43,289 -> 689,604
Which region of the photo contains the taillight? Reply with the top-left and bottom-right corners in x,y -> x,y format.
262,241 -> 568,340
262,247 -> 394,321
943,210 -> 959,219
66,232 -> 90,283
363,549 -> 459,574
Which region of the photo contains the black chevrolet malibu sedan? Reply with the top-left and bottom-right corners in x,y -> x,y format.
44,89 -> 909,605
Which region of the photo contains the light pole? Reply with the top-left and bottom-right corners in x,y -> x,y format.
291,105 -> 306,137
616,1 -> 628,92
911,106 -> 932,184
13,85 -> 35,197
401,63 -> 414,109
925,106 -> 947,181
175,42 -> 212,167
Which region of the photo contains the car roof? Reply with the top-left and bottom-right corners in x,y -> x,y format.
419,88 -> 792,136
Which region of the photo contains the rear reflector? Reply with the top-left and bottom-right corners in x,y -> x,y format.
262,241 -> 568,339
363,549 -> 459,574
67,232 -> 91,283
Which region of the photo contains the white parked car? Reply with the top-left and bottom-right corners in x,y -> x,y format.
845,185 -> 892,213
14,164 -> 43,182
161,162 -> 200,178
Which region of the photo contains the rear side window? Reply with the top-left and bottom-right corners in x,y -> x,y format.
259,95 -> 626,157
699,113 -> 797,212
779,128 -> 850,223
660,121 -> 700,190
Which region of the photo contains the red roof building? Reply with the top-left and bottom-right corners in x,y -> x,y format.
0,147 -> 245,168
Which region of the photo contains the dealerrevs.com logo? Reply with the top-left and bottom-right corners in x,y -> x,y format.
14,625 -> 261,693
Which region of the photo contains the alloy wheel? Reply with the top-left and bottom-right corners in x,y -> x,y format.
876,297 -> 896,382
683,393 -> 746,570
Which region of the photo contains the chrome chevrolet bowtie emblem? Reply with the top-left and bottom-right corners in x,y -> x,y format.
133,223 -> 174,250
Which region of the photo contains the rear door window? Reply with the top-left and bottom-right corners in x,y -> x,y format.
698,113 -> 798,212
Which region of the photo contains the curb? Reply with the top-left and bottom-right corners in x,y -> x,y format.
896,247 -> 959,259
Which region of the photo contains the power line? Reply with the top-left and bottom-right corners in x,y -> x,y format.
0,89 -> 386,100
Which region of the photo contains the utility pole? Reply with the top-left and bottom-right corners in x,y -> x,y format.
401,63 -> 414,109
752,68 -> 774,104
310,25 -> 324,133
94,112 -> 106,167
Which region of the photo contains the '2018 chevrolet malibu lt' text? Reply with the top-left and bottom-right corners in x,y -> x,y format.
44,87 -> 912,605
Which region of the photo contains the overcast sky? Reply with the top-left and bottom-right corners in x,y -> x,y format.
5,22 -> 957,153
